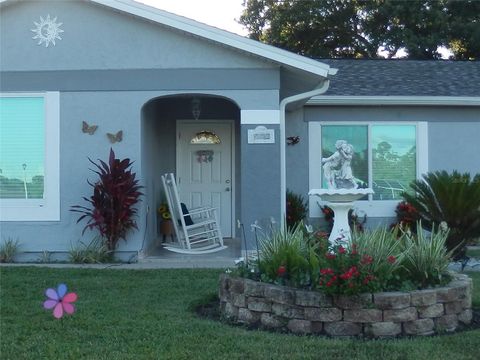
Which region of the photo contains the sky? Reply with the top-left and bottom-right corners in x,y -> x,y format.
136,0 -> 248,36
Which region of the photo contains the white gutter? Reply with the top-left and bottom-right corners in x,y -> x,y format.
279,80 -> 331,227
307,96 -> 480,106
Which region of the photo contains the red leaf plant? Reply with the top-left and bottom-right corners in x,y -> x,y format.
71,148 -> 143,251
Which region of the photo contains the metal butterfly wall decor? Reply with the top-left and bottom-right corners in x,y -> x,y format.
107,130 -> 123,144
287,136 -> 300,145
82,121 -> 98,135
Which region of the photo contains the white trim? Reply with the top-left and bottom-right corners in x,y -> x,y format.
0,92 -> 60,221
176,119 -> 235,238
307,96 -> 480,107
308,121 -> 428,218
241,110 -> 280,125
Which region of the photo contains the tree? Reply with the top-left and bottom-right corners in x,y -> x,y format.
240,0 -> 479,59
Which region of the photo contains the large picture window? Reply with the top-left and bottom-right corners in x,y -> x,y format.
309,122 -> 428,217
0,93 -> 60,221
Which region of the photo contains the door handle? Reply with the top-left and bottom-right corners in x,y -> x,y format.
225,187 -> 230,192
225,180 -> 231,184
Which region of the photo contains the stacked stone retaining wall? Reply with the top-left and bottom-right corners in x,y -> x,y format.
218,273 -> 472,338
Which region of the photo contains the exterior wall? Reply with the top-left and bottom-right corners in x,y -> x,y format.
287,105 -> 480,226
0,1 -> 283,257
0,0 -> 273,71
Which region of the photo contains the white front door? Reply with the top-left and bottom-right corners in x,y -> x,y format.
176,121 -> 233,237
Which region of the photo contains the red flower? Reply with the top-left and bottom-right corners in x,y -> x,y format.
361,255 -> 373,265
387,256 -> 396,264
277,265 -> 287,277
338,246 -> 346,254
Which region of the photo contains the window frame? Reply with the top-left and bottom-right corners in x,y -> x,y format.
308,121 -> 428,217
0,92 -> 60,221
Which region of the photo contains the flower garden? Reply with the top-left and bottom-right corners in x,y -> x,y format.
220,171 -> 480,337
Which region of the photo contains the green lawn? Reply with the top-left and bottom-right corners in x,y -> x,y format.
1,267 -> 479,360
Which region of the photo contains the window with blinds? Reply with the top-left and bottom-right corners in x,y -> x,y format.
0,97 -> 45,199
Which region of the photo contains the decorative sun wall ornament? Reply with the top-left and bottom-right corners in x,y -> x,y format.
190,131 -> 221,144
31,15 -> 64,47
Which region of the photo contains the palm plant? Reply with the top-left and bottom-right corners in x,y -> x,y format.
401,171 -> 480,260
71,149 -> 143,251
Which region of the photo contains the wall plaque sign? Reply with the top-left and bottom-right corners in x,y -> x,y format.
247,126 -> 275,144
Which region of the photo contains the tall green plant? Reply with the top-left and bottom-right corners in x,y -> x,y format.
402,171 -> 480,260
258,223 -> 316,288
71,149 -> 143,251
400,224 -> 453,288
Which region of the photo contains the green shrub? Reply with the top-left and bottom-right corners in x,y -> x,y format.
258,223 -> 317,288
402,171 -> 480,260
69,237 -> 113,264
399,224 -> 453,289
286,190 -> 308,230
0,238 -> 20,263
350,227 -> 406,289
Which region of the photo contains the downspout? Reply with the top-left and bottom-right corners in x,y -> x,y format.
279,79 -> 331,228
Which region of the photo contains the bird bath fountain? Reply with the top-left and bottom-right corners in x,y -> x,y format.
309,140 -> 373,245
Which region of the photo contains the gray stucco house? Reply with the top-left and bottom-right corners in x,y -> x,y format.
1,0 -> 479,261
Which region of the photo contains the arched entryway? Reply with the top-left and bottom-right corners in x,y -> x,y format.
140,94 -> 240,255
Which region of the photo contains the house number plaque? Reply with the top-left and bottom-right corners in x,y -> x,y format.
248,126 -> 275,144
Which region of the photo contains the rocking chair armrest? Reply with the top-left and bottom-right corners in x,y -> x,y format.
186,206 -> 217,215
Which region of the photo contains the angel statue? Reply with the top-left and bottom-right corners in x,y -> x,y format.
321,140 -> 358,189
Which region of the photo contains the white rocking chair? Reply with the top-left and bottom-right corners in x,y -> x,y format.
161,173 -> 227,254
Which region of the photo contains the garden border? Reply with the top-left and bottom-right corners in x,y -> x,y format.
219,273 -> 472,338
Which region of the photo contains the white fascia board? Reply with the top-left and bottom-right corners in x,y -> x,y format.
306,96 -> 480,106
89,0 -> 336,78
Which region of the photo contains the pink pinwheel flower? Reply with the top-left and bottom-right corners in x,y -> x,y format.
43,283 -> 78,319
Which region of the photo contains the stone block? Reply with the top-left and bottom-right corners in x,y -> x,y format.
223,302 -> 239,319
324,322 -> 362,336
295,290 -> 332,307
264,285 -> 295,305
232,294 -> 246,308
229,277 -> 245,294
304,307 -> 342,322
271,303 -> 304,319
334,293 -> 372,309
311,321 -> 324,334
343,309 -> 382,323
418,303 -> 444,318
247,297 -> 272,312
436,286 -> 462,303
403,318 -> 434,335
238,308 -> 260,324
374,292 -> 411,309
244,279 -> 265,297
458,309 -> 473,325
410,289 -> 437,306
260,313 -> 285,329
287,319 -> 312,334
218,274 -> 231,302
365,322 -> 402,337
444,301 -> 463,315
434,314 -> 458,332
384,307 -> 417,322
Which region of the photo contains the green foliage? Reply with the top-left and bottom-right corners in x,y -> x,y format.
0,238 -> 20,263
350,227 -> 406,288
240,0 -> 480,59
71,148 -> 143,251
68,237 -> 113,264
285,189 -> 308,229
402,171 -> 480,260
399,224 -> 453,289
258,224 -> 316,288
